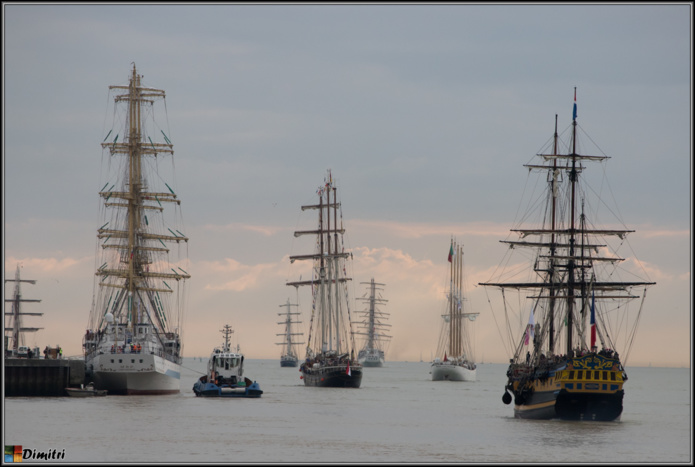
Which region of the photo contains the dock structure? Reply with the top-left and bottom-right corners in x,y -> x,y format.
5,358 -> 85,397
4,265 -> 86,396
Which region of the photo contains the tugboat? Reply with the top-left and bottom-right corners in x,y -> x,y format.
193,325 -> 263,398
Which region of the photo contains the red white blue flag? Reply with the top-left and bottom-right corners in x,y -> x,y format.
573,87 -> 578,122
590,290 -> 596,349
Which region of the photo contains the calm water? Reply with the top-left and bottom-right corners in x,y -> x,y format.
3,359 -> 691,463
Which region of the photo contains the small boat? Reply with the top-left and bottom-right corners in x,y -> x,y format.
66,383 -> 107,397
430,239 -> 479,382
193,325 -> 263,398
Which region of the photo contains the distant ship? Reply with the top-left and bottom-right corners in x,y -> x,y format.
276,299 -> 304,367
289,171 -> 363,388
479,89 -> 655,420
354,279 -> 391,367
430,239 -> 479,382
5,265 -> 43,359
83,65 -> 190,395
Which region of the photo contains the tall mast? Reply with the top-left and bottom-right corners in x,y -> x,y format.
354,279 -> 390,352
96,64 -> 190,332
4,265 -> 42,352
277,299 -> 304,354
548,114 -> 559,355
566,86 -> 579,356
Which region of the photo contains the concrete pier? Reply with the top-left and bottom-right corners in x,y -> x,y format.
4,358 -> 85,397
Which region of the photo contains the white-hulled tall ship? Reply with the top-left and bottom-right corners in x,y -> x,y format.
479,89 -> 655,420
430,239 -> 478,381
83,65 -> 190,395
354,279 -> 391,367
289,171 -> 363,388
276,299 -> 304,367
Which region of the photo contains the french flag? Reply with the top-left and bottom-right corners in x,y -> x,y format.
590,290 -> 596,349
573,87 -> 578,122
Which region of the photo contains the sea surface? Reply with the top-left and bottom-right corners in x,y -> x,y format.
3,359 -> 691,463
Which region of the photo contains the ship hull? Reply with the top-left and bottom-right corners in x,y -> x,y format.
193,381 -> 263,398
280,355 -> 298,367
512,387 -> 559,419
360,359 -> 384,368
555,389 -> 623,421
87,352 -> 180,395
431,363 -> 476,382
509,356 -> 625,421
359,354 -> 384,367
301,365 -> 362,388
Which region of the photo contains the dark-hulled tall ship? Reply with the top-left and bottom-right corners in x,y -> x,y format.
479,89 -> 655,420
288,171 -> 362,388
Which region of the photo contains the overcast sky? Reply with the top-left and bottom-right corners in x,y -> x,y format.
3,3 -> 691,368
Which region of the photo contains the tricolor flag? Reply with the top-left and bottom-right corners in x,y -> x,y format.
573,87 -> 578,122
524,308 -> 535,345
448,244 -> 454,263
590,290 -> 596,349
346,360 -> 351,376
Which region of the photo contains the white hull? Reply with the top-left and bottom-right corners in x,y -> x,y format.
431,362 -> 476,382
359,354 -> 384,367
87,352 -> 180,395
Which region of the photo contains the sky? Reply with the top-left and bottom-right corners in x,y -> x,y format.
3,3 -> 691,368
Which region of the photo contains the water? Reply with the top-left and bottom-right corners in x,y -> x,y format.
3,360 -> 691,463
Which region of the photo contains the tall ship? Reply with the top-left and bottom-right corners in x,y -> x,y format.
289,171 -> 363,388
479,89 -> 655,420
354,279 -> 391,367
5,265 -> 43,358
276,299 -> 304,367
83,65 -> 190,395
430,239 -> 478,382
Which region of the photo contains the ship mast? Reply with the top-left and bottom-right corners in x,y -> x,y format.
220,324 -> 234,352
96,64 -> 190,332
287,171 -> 352,358
4,265 -> 42,353
276,299 -> 304,355
354,279 -> 391,352
479,89 -> 655,362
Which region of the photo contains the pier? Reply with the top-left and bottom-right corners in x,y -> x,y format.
4,358 -> 85,397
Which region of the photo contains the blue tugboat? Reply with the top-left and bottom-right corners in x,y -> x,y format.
193,325 -> 263,398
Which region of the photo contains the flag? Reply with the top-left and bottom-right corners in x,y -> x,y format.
448,244 -> 454,262
524,308 -> 535,345
573,87 -> 578,122
590,290 -> 596,349
346,361 -> 351,376
444,353 -> 448,362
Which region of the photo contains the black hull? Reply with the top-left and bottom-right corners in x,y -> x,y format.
555,389 -> 623,421
511,388 -> 623,421
280,360 -> 298,368
512,387 -> 559,420
302,366 -> 362,388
